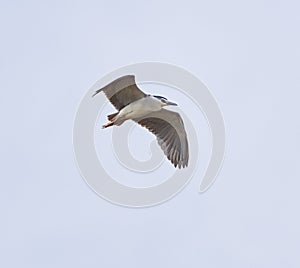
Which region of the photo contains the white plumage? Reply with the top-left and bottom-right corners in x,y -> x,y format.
93,75 -> 189,168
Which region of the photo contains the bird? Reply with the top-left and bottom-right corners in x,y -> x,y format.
92,75 -> 189,168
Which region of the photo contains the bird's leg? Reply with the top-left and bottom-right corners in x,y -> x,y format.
102,121 -> 114,129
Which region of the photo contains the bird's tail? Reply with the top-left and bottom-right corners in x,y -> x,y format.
107,112 -> 118,121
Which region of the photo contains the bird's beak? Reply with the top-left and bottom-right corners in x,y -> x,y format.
166,100 -> 178,106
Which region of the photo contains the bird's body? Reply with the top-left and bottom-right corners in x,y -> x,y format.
93,75 -> 189,168
112,96 -> 164,125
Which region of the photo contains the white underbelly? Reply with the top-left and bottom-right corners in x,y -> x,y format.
118,97 -> 161,119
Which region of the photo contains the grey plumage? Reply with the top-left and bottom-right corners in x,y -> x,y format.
92,75 -> 146,110
93,75 -> 189,168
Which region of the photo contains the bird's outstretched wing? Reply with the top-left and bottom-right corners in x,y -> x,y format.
92,75 -> 146,110
134,109 -> 189,168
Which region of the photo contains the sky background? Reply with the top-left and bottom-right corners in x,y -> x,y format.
1,0 -> 300,267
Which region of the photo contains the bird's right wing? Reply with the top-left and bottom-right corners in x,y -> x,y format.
134,109 -> 189,168
92,75 -> 146,111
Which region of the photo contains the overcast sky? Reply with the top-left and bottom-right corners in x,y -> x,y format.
1,1 -> 300,267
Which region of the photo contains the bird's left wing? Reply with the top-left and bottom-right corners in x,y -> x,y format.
134,109 -> 189,168
92,75 -> 146,111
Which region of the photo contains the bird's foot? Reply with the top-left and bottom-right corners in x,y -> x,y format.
102,121 -> 114,129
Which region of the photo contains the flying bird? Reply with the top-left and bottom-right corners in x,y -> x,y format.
92,75 -> 189,168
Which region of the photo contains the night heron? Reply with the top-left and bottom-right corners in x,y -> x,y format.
92,75 -> 189,168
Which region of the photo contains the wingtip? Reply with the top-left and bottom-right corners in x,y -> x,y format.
92,90 -> 99,97
174,161 -> 188,169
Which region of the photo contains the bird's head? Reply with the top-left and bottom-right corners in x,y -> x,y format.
153,95 -> 178,107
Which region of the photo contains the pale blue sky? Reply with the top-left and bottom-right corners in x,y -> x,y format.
1,1 -> 300,267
